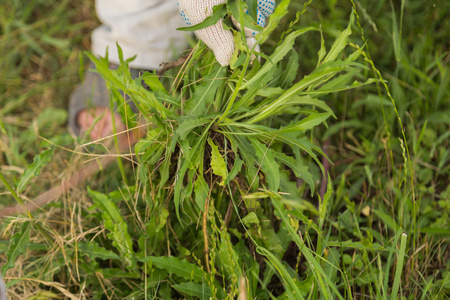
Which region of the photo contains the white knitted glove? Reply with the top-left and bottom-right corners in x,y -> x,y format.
178,0 -> 275,66
178,0 -> 234,66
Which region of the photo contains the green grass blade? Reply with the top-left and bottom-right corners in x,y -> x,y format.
269,193 -> 344,299
390,233 -> 407,300
1,221 -> 31,276
256,246 -> 303,299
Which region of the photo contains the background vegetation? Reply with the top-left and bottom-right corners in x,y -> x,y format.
0,0 -> 449,299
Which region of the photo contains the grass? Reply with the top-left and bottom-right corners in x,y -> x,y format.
1,0 -> 449,299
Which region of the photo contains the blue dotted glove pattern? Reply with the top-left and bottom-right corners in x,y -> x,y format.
252,0 -> 276,34
177,1 -> 275,32
177,2 -> 191,26
257,0 -> 275,19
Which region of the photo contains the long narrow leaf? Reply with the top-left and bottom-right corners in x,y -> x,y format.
16,146 -> 54,194
139,256 -> 205,282
88,188 -> 136,269
1,221 -> 31,276
242,27 -> 319,89
391,233 -> 407,300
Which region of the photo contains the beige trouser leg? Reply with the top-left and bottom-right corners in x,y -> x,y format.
92,0 -> 189,70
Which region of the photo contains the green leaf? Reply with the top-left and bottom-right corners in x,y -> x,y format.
97,268 -> 141,279
322,9 -> 354,64
278,133 -> 326,175
226,156 -> 244,184
303,78 -> 379,96
16,146 -> 54,194
390,2 -> 402,64
273,152 -> 315,195
391,233 -> 407,300
269,193 -> 344,299
77,242 -> 121,261
185,65 -> 226,118
249,138 -> 280,191
173,282 -> 212,300
242,211 -> 260,226
208,138 -> 227,185
326,240 -> 387,252
419,227 -> 450,236
227,134 -> 260,190
139,256 -> 205,282
280,49 -> 299,89
176,118 -> 211,140
174,139 -> 191,221
2,221 -> 31,276
243,27 -> 319,89
257,246 -> 302,299
256,87 -> 285,98
373,209 -> 401,233
248,64 -> 348,124
247,0 -> 257,20
317,27 -> 326,65
85,52 -> 127,92
277,113 -> 332,133
88,188 -> 136,269
194,174 -> 209,211
141,71 -> 167,93
227,0 -> 261,33
219,230 -> 241,279
258,0 -> 291,44
146,205 -> 169,234
284,95 -> 335,116
176,4 -> 227,32
324,248 -> 341,284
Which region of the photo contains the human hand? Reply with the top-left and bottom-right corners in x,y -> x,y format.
177,0 -> 275,66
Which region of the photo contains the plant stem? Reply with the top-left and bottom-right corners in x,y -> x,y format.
0,170 -> 24,206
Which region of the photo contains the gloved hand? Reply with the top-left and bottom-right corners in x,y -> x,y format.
177,0 -> 275,66
232,0 -> 275,55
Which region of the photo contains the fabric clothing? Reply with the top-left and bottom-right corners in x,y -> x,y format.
92,0 -> 188,70
0,274 -> 6,300
177,0 -> 234,66
68,64 -> 143,136
68,0 -> 189,135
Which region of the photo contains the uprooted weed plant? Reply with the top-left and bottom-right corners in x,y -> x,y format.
0,0 -> 449,299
